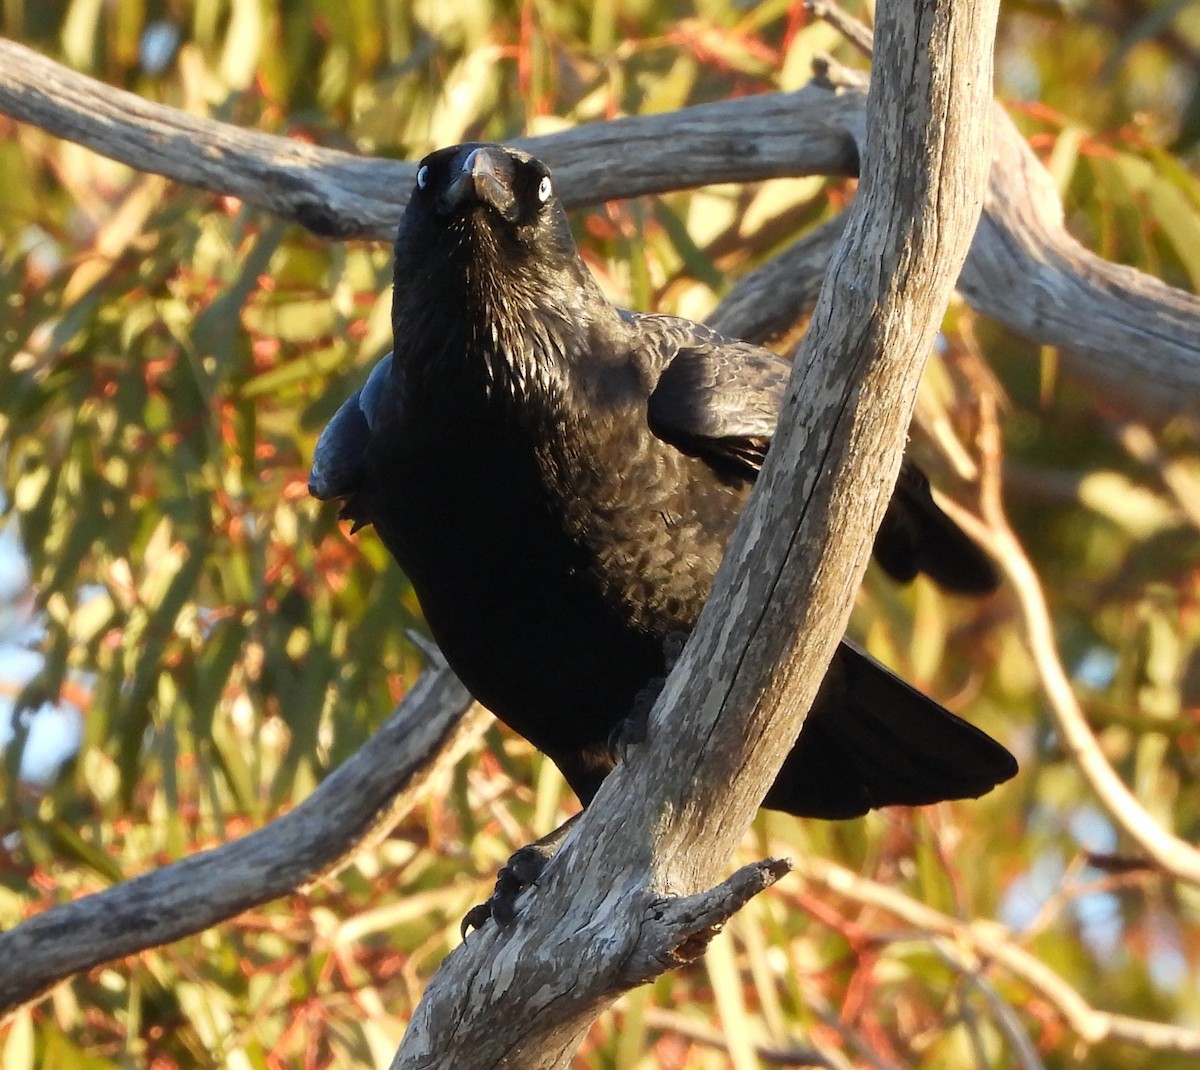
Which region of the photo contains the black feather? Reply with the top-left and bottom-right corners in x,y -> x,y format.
310,142 -> 1016,819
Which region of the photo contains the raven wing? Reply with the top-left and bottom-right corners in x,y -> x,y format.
873,462 -> 998,593
308,352 -> 396,530
632,313 -> 998,594
633,312 -> 788,475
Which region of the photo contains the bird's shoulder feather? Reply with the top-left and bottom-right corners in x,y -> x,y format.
627,312 -> 791,475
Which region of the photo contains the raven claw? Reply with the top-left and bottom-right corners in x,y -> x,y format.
460,901 -> 493,938
609,680 -> 660,761
460,842 -> 556,937
609,630 -> 690,763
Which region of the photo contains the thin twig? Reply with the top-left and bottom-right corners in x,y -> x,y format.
796,856 -> 1200,1056
957,963 -> 1048,1070
807,0 -> 875,57
641,1007 -> 847,1068
934,377 -> 1200,887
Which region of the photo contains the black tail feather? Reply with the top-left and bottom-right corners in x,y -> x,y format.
763,642 -> 1017,820
874,463 -> 999,596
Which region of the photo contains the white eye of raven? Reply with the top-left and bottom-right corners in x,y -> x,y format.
416,165 -> 429,190
537,175 -> 552,203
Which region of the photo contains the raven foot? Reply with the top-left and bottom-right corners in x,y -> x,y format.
611,676 -> 663,756
461,814 -> 580,937
609,630 -> 689,761
662,630 -> 688,671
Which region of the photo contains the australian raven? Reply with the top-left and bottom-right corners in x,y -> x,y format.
310,143 -> 1016,926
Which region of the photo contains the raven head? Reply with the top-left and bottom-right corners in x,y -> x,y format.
398,143 -> 570,261
392,143 -> 617,405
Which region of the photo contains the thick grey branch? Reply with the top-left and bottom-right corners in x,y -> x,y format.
0,664 -> 486,1021
625,858 -> 793,984
1,37 -> 1197,407
959,105 -> 1200,405
0,37 -> 858,239
710,96 -> 1200,406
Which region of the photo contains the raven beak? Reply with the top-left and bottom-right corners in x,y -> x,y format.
442,147 -> 518,220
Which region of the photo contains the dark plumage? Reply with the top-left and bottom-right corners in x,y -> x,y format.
311,143 -> 1015,843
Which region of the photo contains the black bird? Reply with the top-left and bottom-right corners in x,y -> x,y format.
310,143 -> 1017,925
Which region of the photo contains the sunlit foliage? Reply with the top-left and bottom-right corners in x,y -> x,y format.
1,1 -> 1198,1067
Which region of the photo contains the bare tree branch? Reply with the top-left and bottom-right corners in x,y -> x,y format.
0,37 -> 859,240
387,0 -> 999,1064
0,662 -> 487,1022
705,54 -> 1200,408
956,105 -> 1200,408
1,34 -> 1198,408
